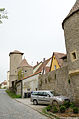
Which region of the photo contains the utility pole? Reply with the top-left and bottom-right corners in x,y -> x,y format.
21,71 -> 24,98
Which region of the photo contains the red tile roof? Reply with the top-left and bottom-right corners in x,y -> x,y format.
33,61 -> 42,69
35,57 -> 51,73
23,58 -> 51,80
1,81 -> 7,85
44,66 -> 50,73
18,59 -> 32,68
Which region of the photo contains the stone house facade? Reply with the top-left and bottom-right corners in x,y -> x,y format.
17,58 -> 33,78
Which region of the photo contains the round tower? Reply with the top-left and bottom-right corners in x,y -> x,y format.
62,0 -> 79,75
9,50 -> 24,87
62,0 -> 79,104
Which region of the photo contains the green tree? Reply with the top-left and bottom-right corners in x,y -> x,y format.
0,8 -> 8,23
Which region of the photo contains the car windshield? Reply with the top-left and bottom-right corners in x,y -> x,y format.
50,91 -> 60,96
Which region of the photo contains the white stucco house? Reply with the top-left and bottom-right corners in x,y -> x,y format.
23,71 -> 41,97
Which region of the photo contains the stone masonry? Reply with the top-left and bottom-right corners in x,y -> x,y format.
9,50 -> 24,88
39,0 -> 79,105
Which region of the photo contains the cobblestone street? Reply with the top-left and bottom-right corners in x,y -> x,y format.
0,89 -> 48,119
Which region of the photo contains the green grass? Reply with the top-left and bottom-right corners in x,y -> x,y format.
6,89 -> 21,98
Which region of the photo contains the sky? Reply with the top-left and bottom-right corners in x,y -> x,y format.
0,0 -> 76,82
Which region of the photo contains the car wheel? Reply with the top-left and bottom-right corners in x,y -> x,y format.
33,100 -> 38,105
52,100 -> 59,108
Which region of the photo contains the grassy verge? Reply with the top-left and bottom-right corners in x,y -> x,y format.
42,107 -> 60,119
6,89 -> 21,98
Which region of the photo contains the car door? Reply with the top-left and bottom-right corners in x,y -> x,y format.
37,92 -> 45,104
37,92 -> 50,104
42,92 -> 51,104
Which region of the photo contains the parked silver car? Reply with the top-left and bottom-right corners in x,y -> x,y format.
30,90 -> 70,106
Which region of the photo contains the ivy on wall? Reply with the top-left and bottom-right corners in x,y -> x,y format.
18,70 -> 24,80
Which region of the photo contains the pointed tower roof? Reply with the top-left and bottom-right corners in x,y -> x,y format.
9,50 -> 24,56
62,0 -> 79,28
18,59 -> 32,68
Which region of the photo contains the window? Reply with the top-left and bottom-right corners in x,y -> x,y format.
72,52 -> 76,60
32,92 -> 38,95
27,89 -> 30,91
43,92 -> 48,96
71,51 -> 77,61
54,65 -> 56,70
25,70 -> 27,73
38,92 -> 44,96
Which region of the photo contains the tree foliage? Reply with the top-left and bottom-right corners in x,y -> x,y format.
0,8 -> 8,23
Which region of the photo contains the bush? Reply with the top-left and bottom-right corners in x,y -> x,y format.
60,106 -> 66,113
6,89 -> 21,98
46,105 -> 52,111
73,107 -> 79,114
63,101 -> 70,108
52,106 -> 59,113
69,102 -> 75,109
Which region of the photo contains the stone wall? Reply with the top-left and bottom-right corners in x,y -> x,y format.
70,74 -> 79,104
64,11 -> 79,72
16,81 -> 21,95
38,66 -> 79,104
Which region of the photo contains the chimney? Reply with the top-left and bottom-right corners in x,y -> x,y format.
37,61 -> 39,65
42,58 -> 45,74
43,58 -> 45,62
